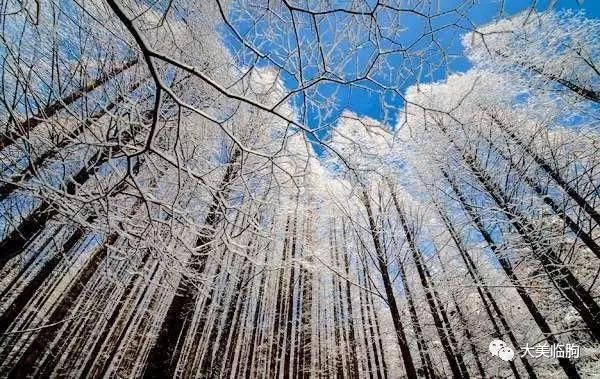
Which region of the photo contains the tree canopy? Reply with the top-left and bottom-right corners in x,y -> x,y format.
0,0 -> 599,377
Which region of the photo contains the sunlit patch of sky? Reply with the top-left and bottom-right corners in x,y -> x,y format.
219,0 -> 599,155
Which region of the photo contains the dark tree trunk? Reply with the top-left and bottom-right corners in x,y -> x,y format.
0,223 -> 86,336
269,215 -> 291,378
436,201 -> 524,378
298,230 -> 313,379
9,232 -> 120,377
364,265 -> 389,379
282,214 -> 299,379
96,259 -> 162,377
440,125 -> 600,340
293,271 -> 303,379
0,152 -> 143,336
397,261 -> 435,379
193,211 -> 249,377
330,226 -> 346,379
462,151 -> 600,339
491,114 -> 600,225
360,189 -> 417,378
339,222 -> 360,378
421,246 -> 470,378
0,121 -> 141,270
244,254 -> 269,379
452,293 -> 485,378
444,169 -> 582,378
386,185 -> 465,378
142,148 -> 240,377
482,128 -> 600,258
357,273 -> 375,379
222,274 -> 251,378
0,59 -> 138,151
0,80 -> 143,203
204,259 -> 251,377
358,266 -> 382,379
493,51 -> 599,103
432,241 -> 487,378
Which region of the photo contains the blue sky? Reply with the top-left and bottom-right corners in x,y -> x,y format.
220,0 -> 599,154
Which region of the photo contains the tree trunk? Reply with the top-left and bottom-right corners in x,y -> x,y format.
298,218 -> 313,379
0,80 -> 143,203
357,271 -> 375,379
359,265 -> 382,379
360,188 -> 417,378
491,114 -> 600,225
96,259 -> 162,377
493,51 -> 599,103
203,259 -> 251,377
433,242 -> 487,378
462,151 -> 600,339
0,222 -> 86,336
0,59 -> 138,151
9,231 -> 120,377
0,151 -> 143,336
142,147 -> 241,377
397,260 -> 435,378
269,215 -> 291,378
330,226 -> 346,378
440,125 -> 600,340
482,124 -> 600,258
386,184 -> 465,378
244,254 -> 269,379
282,213 -> 299,379
339,221 -> 360,378
0,121 -> 141,270
444,169 -> 582,378
364,265 -> 389,379
436,201 -> 524,378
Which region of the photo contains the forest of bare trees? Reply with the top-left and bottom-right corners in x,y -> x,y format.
0,0 -> 599,377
